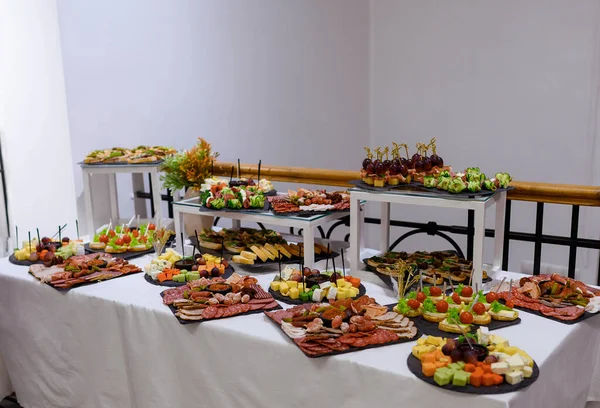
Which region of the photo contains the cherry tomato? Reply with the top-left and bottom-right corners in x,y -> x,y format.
416,292 -> 426,303
132,229 -> 140,238
460,311 -> 474,325
148,223 -> 156,231
461,286 -> 473,297
472,302 -> 486,315
108,230 -> 116,238
407,299 -> 421,310
115,238 -> 124,246
430,286 -> 442,296
451,292 -> 461,304
505,299 -> 515,309
122,235 -> 132,244
123,227 -> 130,233
485,292 -> 497,303
139,236 -> 147,243
99,234 -> 109,244
436,300 -> 449,313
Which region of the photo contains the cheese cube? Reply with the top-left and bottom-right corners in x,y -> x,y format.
491,352 -> 511,362
270,281 -> 280,291
348,287 -> 359,298
279,282 -> 289,294
522,366 -> 533,378
491,362 -> 509,375
320,281 -> 332,290
417,338 -> 427,346
327,287 -> 338,300
289,288 -> 299,299
297,283 -> 306,293
336,289 -> 349,300
490,335 -> 509,348
427,336 -> 444,346
505,370 -> 523,385
336,279 -> 346,287
503,346 -> 519,356
286,280 -> 298,289
507,355 -> 524,371
476,327 -> 490,346
312,289 -> 322,302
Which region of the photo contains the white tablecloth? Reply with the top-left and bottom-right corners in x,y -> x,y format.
0,256 -> 599,408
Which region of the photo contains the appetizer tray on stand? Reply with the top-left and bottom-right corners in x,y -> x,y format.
349,188 -> 508,289
268,284 -> 367,305
84,244 -> 154,260
80,161 -> 166,237
174,196 -> 361,268
407,354 -> 539,394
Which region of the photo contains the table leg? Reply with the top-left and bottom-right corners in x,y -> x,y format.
492,192 -> 507,273
174,208 -> 184,255
150,169 -> 162,224
350,194 -> 361,273
108,173 -> 119,224
472,204 -> 485,289
380,202 -> 390,252
232,219 -> 241,229
303,227 -> 315,269
83,172 -> 95,236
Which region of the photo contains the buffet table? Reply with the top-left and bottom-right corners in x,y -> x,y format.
0,256 -> 599,408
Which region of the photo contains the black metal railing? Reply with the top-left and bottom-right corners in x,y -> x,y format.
137,188 -> 600,286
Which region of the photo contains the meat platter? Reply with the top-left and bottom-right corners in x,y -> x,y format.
28,253 -> 142,291
496,273 -> 600,324
269,189 -> 350,215
161,273 -> 281,325
264,297 -> 419,358
409,332 -> 539,394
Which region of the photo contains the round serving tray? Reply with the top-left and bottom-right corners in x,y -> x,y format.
143,265 -> 234,287
406,353 -> 539,394
268,283 -> 366,305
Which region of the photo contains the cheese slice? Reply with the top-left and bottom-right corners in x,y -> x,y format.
240,250 -> 258,260
262,244 -> 280,259
250,246 -> 269,262
274,244 -> 292,259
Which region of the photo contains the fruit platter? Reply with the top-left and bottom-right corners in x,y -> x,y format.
144,249 -> 234,287
269,189 -> 350,215
496,274 -> 600,324
86,223 -> 159,259
11,227 -> 84,267
408,332 -> 539,394
268,265 -> 364,304
365,250 -> 489,289
28,253 -> 142,290
192,228 -> 336,266
265,295 -> 419,357
394,284 -> 521,337
161,273 -> 280,324
83,145 -> 176,165
354,139 -> 512,196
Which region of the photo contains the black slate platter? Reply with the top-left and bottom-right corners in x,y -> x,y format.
408,183 -> 515,198
496,298 -> 599,325
264,308 -> 421,358
161,290 -> 281,325
197,200 -> 270,214
144,265 -> 235,287
364,259 -> 491,291
410,314 -> 521,338
268,283 -> 366,305
30,268 -> 144,292
189,236 -> 339,269
348,179 -> 424,192
407,354 -> 539,394
84,243 -> 154,260
271,209 -> 349,218
9,254 -> 44,266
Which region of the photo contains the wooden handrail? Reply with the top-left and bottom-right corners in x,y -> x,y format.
213,162 -> 600,207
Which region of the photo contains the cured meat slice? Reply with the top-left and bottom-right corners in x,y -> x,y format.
248,298 -> 276,304
202,306 -> 218,319
215,308 -> 225,319
249,303 -> 264,311
261,301 -> 279,310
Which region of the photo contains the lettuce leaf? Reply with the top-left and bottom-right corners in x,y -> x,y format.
422,298 -> 437,313
491,300 -> 513,313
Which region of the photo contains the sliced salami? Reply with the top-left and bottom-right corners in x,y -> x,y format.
261,301 -> 279,310
202,306 -> 218,319
215,308 -> 225,319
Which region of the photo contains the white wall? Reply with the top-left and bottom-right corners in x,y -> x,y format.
0,0 -> 78,248
370,0 -> 600,283
57,0 -> 370,231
